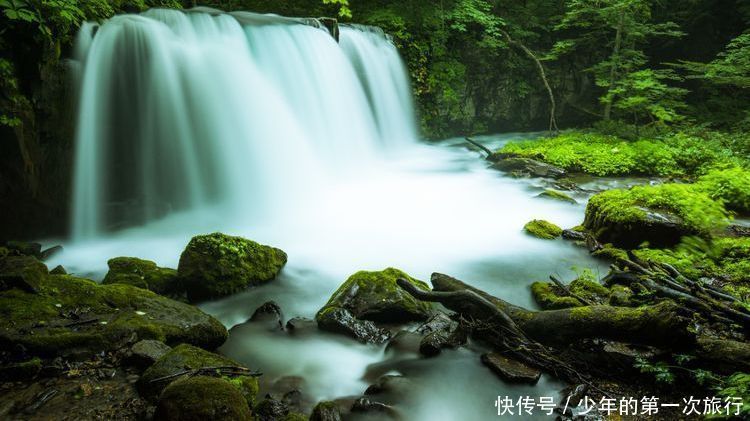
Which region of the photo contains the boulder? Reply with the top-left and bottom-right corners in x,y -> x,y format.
0,255 -> 48,293
49,265 -> 67,275
491,157 -> 566,179
316,307 -> 390,344
0,274 -> 227,359
536,189 -> 577,204
177,233 -> 287,302
39,245 -> 63,260
285,317 -> 317,335
127,339 -> 172,368
316,268 -> 433,324
254,395 -> 289,421
480,352 -> 541,384
523,220 -> 563,240
154,376 -> 252,421
416,313 -> 467,356
249,301 -> 284,331
351,397 -> 400,419
102,257 -> 180,296
310,401 -> 342,421
5,241 -> 42,257
138,344 -> 258,403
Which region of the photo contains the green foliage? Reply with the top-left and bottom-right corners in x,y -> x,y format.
634,357 -> 675,384
714,373 -> 750,417
523,219 -> 563,239
696,167 -> 750,213
611,68 -> 688,123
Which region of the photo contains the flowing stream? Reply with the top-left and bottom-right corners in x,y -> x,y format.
52,8 -> 609,420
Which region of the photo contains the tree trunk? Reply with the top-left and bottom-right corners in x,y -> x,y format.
501,30 -> 559,134
603,11 -> 625,120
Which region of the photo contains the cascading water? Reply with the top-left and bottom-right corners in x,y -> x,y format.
60,8 -> 609,420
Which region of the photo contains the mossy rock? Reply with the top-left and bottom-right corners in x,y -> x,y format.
523,220 -> 563,240
537,189 -> 577,204
0,357 -> 42,381
284,413 -> 308,421
530,282 -> 581,310
583,184 -> 728,248
154,376 -> 252,421
316,268 -> 433,324
0,255 -> 48,292
102,257 -> 180,296
591,245 -> 628,261
178,233 -> 287,302
138,344 -> 258,402
310,401 -> 341,421
0,274 -> 227,358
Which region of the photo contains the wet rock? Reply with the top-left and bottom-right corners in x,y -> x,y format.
5,241 -> 42,257
480,352 -> 541,384
537,189 -> 577,204
384,330 -> 421,354
0,255 -> 47,293
177,232 -> 287,302
249,301 -> 284,331
154,376 -> 252,421
317,268 -> 433,324
316,307 -> 390,344
39,245 -> 63,260
0,275 -> 227,359
416,313 -> 467,356
310,401 -> 342,421
364,374 -> 412,396
562,228 -> 587,241
127,339 -> 171,368
255,395 -> 289,421
351,397 -> 400,419
727,224 -> 750,237
49,265 -> 67,275
491,157 -> 566,179
138,344 -> 258,403
269,376 -> 308,413
285,317 -> 317,335
102,257 -> 181,297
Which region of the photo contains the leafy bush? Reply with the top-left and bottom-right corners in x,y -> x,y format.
697,167 -> 750,213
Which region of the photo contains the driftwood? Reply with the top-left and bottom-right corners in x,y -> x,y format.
149,366 -> 262,384
464,137 -> 493,159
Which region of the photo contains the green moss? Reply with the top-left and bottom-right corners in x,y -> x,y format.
609,285 -> 634,306
696,167 -> 750,214
523,220 -> 563,240
316,267 -> 433,323
537,189 -> 577,204
530,282 -> 582,309
102,257 -> 180,296
0,274 -> 227,357
311,401 -> 340,421
591,245 -> 628,261
0,357 -> 42,380
569,278 -> 610,303
177,232 -> 287,301
139,344 -> 258,401
283,413 -> 308,421
154,376 -> 252,421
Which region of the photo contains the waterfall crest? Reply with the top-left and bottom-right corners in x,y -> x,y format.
71,8 -> 417,239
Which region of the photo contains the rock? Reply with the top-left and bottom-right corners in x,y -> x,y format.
350,397 -> 399,419
0,255 -> 48,293
364,374 -> 412,396
537,189 -> 577,204
39,245 -> 63,260
416,313 -> 467,356
269,376 -> 308,413
138,344 -> 258,403
310,401 -> 342,421
523,220 -> 563,240
154,376 -> 252,421
5,241 -> 42,257
0,274 -> 227,359
384,330 -> 421,354
249,301 -> 284,331
480,352 -> 541,384
49,265 -> 67,275
491,157 -> 566,179
316,268 -> 433,324
177,233 -> 287,302
127,339 -> 172,368
102,257 -> 181,297
254,395 -> 289,421
285,317 -> 317,335
561,228 -> 587,241
317,307 -> 390,344
727,224 -> 750,237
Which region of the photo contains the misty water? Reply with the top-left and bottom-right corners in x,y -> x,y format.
50,8 -> 610,420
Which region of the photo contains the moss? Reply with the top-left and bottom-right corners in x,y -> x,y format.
311,401 -> 340,421
591,245 -> 628,261
177,232 -> 287,302
316,268 -> 433,323
0,357 -> 42,380
696,167 -> 750,214
0,255 -> 48,292
283,413 -> 308,421
569,278 -> 610,302
0,274 -> 227,357
537,189 -> 577,204
102,257 -> 180,296
609,285 -> 634,306
154,376 -> 252,421
530,282 -> 582,309
139,344 -> 258,401
523,220 -> 563,240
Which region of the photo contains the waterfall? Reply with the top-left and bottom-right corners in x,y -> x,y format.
71,8 -> 417,239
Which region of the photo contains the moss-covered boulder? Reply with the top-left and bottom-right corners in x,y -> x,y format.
177,233 -> 287,302
584,184 -> 728,248
102,257 -> 180,296
310,401 -> 342,421
154,376 -> 252,421
316,268 -> 433,324
138,343 -> 259,403
537,189 -> 577,204
0,255 -> 48,292
0,274 -> 227,358
523,220 -> 563,240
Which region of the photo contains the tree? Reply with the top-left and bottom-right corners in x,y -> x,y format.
554,0 -> 683,121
